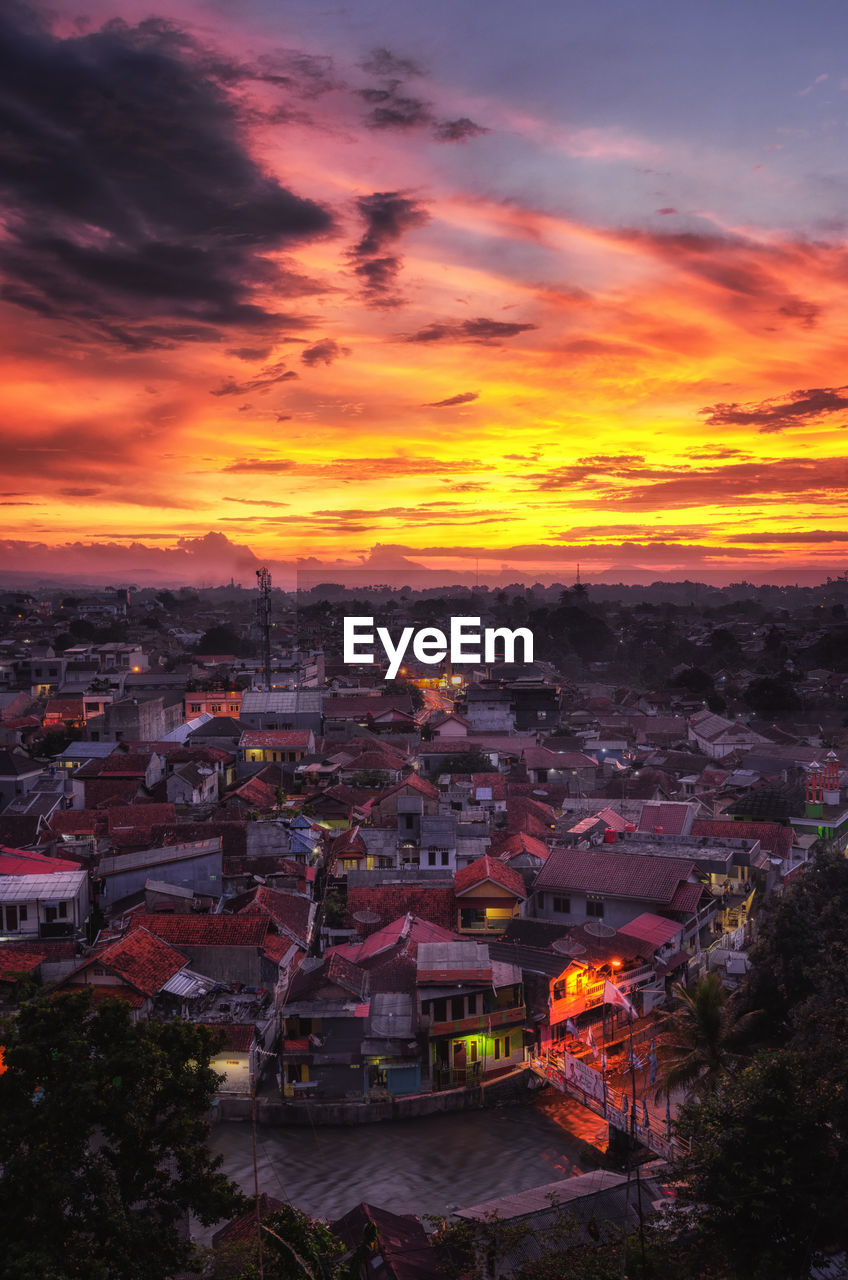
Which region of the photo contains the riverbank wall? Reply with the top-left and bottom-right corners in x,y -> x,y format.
212,1064 -> 540,1127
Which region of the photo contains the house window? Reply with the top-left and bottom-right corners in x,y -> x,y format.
4,905 -> 18,931
587,897 -> 604,918
428,850 -> 436,866
440,850 -> 450,866
19,906 -> 27,923
552,979 -> 566,1001
432,999 -> 447,1022
451,995 -> 464,1020
552,896 -> 570,913
469,1041 -> 478,1063
189,704 -> 201,714
404,814 -> 415,830
503,1035 -> 510,1056
493,1038 -> 501,1060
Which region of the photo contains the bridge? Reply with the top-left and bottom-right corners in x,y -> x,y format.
529,1049 -> 683,1163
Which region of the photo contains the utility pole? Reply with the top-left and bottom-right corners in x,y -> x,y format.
256,567 -> 273,692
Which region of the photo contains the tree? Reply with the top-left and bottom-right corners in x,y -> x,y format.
669,666 -> 714,698
213,1203 -> 375,1280
673,1051 -> 848,1279
0,991 -> 243,1279
654,973 -> 754,1102
743,672 -> 799,718
196,624 -> 249,656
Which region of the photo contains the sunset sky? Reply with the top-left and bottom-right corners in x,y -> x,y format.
3,0 -> 848,585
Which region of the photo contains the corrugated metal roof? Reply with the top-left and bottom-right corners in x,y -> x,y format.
0,869 -> 87,901
99,838 -> 221,876
240,691 -> 323,713
162,966 -> 217,997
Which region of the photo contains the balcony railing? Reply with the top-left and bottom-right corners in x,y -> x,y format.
424,1005 -> 524,1037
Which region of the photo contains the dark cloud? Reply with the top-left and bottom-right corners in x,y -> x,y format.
403,317 -> 537,344
700,385 -> 848,432
655,207 -> 678,215
358,541 -> 759,563
301,338 -> 351,366
210,362 -> 298,396
223,497 -> 290,507
433,117 -> 489,142
360,48 -> 425,79
220,454 -> 476,479
350,192 -> 430,306
365,95 -> 432,130
777,298 -> 820,328
227,346 -> 272,362
0,9 -> 333,347
221,459 -> 299,474
579,457 -> 848,509
356,49 -> 487,141
423,391 -> 479,408
726,529 -> 848,543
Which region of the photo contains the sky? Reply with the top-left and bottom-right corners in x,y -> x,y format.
2,0 -> 848,586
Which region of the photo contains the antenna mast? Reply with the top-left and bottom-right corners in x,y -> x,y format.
256,567 -> 273,691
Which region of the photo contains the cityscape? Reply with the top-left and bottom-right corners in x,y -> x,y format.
1,576 -> 848,1276
2,0 -> 848,1277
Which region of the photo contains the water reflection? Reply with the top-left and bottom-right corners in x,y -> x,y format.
209,1091 -> 609,1222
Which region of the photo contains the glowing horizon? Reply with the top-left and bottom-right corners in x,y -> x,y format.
3,0 -> 848,585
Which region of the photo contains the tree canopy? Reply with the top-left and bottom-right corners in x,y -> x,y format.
0,991 -> 243,1280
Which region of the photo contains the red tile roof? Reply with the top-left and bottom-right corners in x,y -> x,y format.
207,1023 -> 256,1052
60,984 -> 146,1008
472,772 -> 508,800
232,886 -> 313,946
129,914 -> 269,947
262,933 -> 296,965
86,779 -> 142,807
535,847 -> 698,903
376,774 -> 440,803
455,855 -> 527,899
47,809 -> 103,837
212,1196 -> 285,1248
347,885 -> 456,932
522,747 -> 599,770
86,926 -> 187,996
106,804 -> 177,831
0,846 -> 80,874
690,818 -> 794,860
240,731 -> 312,748
489,832 -> 550,863
228,776 -> 279,809
617,912 -> 684,948
669,881 -> 707,914
637,802 -> 695,836
340,751 -> 404,772
326,952 -> 369,998
0,946 -> 46,979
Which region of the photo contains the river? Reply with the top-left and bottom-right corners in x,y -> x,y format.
208,1091 -> 609,1223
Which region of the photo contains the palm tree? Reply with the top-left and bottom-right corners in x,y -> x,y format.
653,971 -> 754,1102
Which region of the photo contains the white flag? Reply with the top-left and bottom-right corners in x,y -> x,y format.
603,978 -> 635,1018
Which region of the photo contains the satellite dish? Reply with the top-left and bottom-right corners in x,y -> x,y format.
584,921 -> 616,938
553,937 -> 586,957
352,909 -> 381,924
